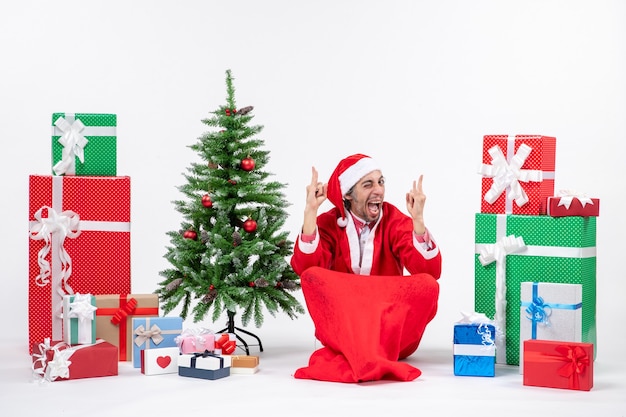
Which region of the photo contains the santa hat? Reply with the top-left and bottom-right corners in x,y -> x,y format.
327,153 -> 381,227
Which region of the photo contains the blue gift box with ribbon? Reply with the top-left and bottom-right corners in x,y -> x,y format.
178,351 -> 231,380
131,316 -> 183,368
519,281 -> 582,373
453,322 -> 496,377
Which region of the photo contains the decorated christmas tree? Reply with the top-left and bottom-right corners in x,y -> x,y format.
156,70 -> 304,345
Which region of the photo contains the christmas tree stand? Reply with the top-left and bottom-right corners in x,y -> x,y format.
216,310 -> 264,355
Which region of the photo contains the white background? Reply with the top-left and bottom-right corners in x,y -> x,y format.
1,1 -> 625,415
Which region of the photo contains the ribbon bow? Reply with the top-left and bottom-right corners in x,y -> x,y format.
32,338 -> 72,382
476,323 -> 495,347
110,297 -> 138,325
134,324 -> 164,346
29,206 -> 81,290
479,144 -> 543,208
478,235 -> 526,267
214,333 -> 237,354
67,293 -> 97,323
556,189 -> 594,209
525,295 -> 552,326
53,116 -> 89,176
556,345 -> 590,389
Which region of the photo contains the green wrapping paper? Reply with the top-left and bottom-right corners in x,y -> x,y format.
474,213 -> 596,365
51,113 -> 117,176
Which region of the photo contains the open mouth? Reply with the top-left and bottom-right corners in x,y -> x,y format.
367,202 -> 381,218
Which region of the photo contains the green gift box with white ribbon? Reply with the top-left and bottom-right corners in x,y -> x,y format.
474,213 -> 596,366
51,113 -> 117,176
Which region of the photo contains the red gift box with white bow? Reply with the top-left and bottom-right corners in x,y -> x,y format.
31,339 -> 118,382
547,190 -> 600,217
478,134 -> 556,215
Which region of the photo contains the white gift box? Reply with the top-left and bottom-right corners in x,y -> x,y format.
141,347 -> 180,375
519,281 -> 582,373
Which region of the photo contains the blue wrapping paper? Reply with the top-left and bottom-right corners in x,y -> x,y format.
131,317 -> 183,368
453,323 -> 496,377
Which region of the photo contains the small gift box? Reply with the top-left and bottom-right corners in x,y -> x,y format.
51,112 -> 117,176
214,333 -> 237,354
519,282 -> 582,373
224,355 -> 260,374
178,352 -> 231,380
175,328 -> 215,354
141,347 -> 180,376
453,312 -> 497,377
132,316 -> 183,368
63,293 -> 97,345
523,339 -> 593,391
32,339 -> 118,382
95,294 -> 159,361
547,190 -> 600,217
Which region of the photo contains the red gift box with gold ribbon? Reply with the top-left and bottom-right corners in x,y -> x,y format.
478,135 -> 556,215
95,294 -> 159,361
523,339 -> 593,391
28,175 -> 131,353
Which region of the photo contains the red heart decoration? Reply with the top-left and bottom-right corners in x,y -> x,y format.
156,356 -> 171,369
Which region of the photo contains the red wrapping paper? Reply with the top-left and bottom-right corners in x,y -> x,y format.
28,175 -> 131,353
523,339 -> 593,391
32,340 -> 118,381
547,197 -> 600,217
480,135 -> 556,215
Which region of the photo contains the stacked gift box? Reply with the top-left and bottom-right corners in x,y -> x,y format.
26,113 -> 264,382
472,134 -> 598,390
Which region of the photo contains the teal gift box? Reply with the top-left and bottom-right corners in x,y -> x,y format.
474,213 -> 596,365
51,112 -> 117,176
62,293 -> 97,345
131,316 -> 183,368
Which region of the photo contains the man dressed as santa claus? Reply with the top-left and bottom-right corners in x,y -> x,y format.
291,153 -> 443,383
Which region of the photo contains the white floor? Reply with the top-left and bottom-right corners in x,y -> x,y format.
2,331 -> 624,417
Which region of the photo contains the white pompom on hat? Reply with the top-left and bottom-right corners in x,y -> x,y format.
327,153 -> 381,227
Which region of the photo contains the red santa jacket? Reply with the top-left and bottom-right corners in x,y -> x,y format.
291,202 -> 442,278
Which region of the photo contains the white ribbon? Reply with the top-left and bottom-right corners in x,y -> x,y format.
29,206 -> 80,330
456,311 -> 493,325
65,293 -> 97,344
453,344 -> 496,357
477,234 -> 526,363
556,189 -> 594,209
478,142 -> 543,212
52,115 -> 89,176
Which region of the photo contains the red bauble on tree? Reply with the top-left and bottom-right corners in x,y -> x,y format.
183,229 -> 197,240
242,218 -> 257,233
240,156 -> 255,172
201,194 -> 213,208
